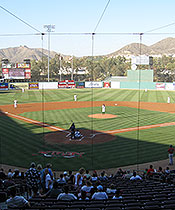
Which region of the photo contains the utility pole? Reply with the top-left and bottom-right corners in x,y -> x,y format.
43,24 -> 55,82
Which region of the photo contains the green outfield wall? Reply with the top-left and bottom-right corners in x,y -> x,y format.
120,81 -> 155,89
127,70 -> 153,82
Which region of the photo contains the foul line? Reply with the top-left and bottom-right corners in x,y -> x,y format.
3,112 -> 68,133
105,122 -> 175,134
3,112 -> 175,135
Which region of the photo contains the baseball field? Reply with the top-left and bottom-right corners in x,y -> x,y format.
0,88 -> 175,171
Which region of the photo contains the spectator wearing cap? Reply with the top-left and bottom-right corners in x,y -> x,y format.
168,145 -> 174,165
91,185 -> 108,200
25,162 -> 40,198
6,186 -> 30,208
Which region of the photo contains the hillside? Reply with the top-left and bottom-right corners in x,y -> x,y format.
0,45 -> 58,63
1,37 -> 175,62
109,37 -> 175,57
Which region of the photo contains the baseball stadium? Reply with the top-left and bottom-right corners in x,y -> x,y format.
1,1 -> 175,208
1,69 -> 175,172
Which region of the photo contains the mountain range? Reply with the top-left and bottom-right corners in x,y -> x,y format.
1,37 -> 175,63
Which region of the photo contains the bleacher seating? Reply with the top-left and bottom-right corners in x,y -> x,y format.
2,168 -> 175,210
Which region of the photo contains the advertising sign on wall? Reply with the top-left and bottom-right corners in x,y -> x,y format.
0,83 -> 8,90
39,82 -> 58,89
111,81 -> 120,89
156,83 -> 165,90
58,80 -> 75,88
85,81 -> 103,88
76,82 -> 85,88
8,68 -> 25,79
29,82 -> 39,89
104,82 -> 110,88
166,83 -> 174,90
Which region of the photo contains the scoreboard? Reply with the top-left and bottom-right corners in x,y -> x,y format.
2,61 -> 31,79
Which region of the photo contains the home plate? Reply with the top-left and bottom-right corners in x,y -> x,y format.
115,104 -> 118,106
5,112 -> 8,114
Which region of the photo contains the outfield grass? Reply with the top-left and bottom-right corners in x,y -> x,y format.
1,88 -> 175,171
1,88 -> 175,105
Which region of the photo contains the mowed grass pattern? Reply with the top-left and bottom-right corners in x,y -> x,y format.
1,88 -> 175,170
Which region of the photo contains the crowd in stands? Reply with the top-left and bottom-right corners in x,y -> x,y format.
1,163 -> 175,209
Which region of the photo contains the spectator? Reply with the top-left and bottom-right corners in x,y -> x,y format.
57,185 -> 77,201
84,170 -> 91,180
25,162 -> 40,198
63,171 -> 69,182
57,173 -> 66,185
91,172 -> 98,182
168,145 -> 174,165
81,180 -> 94,193
3,175 -> 15,189
122,170 -> 133,179
130,171 -> 142,180
41,163 -> 54,191
147,165 -> 154,178
165,167 -> 170,174
0,168 -> 6,180
106,184 -> 116,194
74,167 -> 85,189
91,185 -> 108,200
6,186 -> 30,208
112,189 -> 123,199
157,166 -> 163,173
99,172 -> 108,182
0,179 -> 4,189
45,168 -> 53,192
39,180 -> 62,198
67,171 -> 74,184
7,169 -> 13,179
13,169 -> 21,179
79,190 -> 89,200
36,164 -> 43,193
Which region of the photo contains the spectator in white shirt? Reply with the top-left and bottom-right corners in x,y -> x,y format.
92,185 -> 108,200
130,171 -> 142,180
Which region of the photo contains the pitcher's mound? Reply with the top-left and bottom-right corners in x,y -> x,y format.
88,113 -> 117,119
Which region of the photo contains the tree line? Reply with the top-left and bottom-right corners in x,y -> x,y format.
31,54 -> 175,82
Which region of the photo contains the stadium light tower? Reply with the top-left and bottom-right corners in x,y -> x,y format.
43,24 -> 55,82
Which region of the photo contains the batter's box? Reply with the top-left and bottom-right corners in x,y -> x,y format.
45,128 -> 115,145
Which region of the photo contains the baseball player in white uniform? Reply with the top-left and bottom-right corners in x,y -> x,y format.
167,96 -> 170,104
102,104 -> 106,114
14,100 -> 17,108
74,94 -> 77,101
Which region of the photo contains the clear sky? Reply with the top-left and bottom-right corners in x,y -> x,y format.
0,0 -> 175,56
